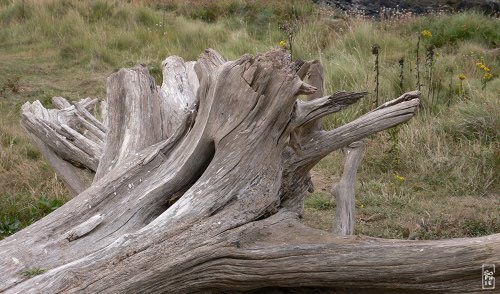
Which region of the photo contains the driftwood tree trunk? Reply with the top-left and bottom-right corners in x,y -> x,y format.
1,49 -> 498,293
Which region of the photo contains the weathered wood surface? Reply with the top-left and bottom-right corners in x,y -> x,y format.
332,141 -> 365,235
1,49 -> 497,293
20,97 -> 102,195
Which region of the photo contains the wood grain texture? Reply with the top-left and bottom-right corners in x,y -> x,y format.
93,65 -> 164,180
332,141 -> 366,235
293,91 -> 367,129
3,50 -> 496,294
20,97 -> 102,195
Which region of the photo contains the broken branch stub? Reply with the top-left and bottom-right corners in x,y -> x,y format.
332,141 -> 366,235
20,97 -> 103,195
3,49 -> 498,293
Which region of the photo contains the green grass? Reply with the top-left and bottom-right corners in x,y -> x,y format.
0,0 -> 498,240
305,191 -> 334,211
21,268 -> 46,277
412,12 -> 499,48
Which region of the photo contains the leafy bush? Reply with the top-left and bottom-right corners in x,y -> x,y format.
0,218 -> 20,237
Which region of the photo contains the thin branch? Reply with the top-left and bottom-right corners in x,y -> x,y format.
290,92 -> 420,170
292,91 -> 368,129
74,102 -> 107,134
374,90 -> 420,110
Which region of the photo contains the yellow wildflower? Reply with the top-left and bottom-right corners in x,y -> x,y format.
458,74 -> 466,80
279,40 -> 287,49
476,62 -> 491,72
483,72 -> 493,81
480,64 -> 491,72
420,29 -> 432,39
355,199 -> 365,209
393,173 -> 405,182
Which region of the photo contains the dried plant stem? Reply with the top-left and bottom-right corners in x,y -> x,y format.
447,68 -> 453,106
416,35 -> 421,91
280,21 -> 298,61
399,57 -> 405,93
163,7 -> 166,29
426,45 -> 435,111
372,44 -> 380,107
22,0 -> 25,19
375,54 -> 379,106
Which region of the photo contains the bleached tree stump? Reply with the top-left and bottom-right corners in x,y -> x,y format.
0,49 -> 498,293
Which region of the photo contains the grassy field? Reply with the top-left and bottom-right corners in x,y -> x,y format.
0,0 -> 498,240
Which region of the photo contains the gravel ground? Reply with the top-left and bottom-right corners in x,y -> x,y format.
316,0 -> 499,16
